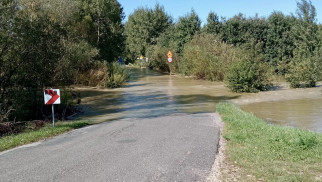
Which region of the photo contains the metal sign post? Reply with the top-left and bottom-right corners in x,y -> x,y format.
52,104 -> 55,127
44,89 -> 61,127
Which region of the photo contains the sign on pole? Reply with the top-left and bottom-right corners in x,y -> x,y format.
167,51 -> 173,75
44,89 -> 60,127
167,51 -> 172,58
44,89 -> 61,105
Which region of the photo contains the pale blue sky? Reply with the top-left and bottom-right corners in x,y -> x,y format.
118,0 -> 322,24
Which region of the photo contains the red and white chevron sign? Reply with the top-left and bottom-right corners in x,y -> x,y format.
44,89 -> 61,105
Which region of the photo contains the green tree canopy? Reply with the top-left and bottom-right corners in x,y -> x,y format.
172,10 -> 201,54
265,12 -> 295,68
76,0 -> 125,61
125,4 -> 172,60
204,12 -> 222,35
296,0 -> 316,23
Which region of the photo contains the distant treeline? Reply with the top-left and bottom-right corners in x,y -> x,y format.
124,0 -> 322,92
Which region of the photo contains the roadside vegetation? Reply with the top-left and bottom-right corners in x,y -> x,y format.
0,0 -> 129,135
217,103 -> 322,181
125,0 -> 322,92
0,121 -> 90,152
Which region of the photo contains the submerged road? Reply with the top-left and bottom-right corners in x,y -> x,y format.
0,113 -> 220,181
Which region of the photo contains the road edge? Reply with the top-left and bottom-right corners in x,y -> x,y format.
206,112 -> 243,182
206,112 -> 225,182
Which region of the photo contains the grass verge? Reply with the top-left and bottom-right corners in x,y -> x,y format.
0,121 -> 90,152
217,103 -> 322,182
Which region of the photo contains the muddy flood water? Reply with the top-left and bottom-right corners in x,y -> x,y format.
75,68 -> 322,133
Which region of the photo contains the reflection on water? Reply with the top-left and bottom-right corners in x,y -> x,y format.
76,68 -> 322,133
242,99 -> 322,133
76,68 -> 240,121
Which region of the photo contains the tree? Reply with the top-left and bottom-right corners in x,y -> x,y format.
296,0 -> 316,23
125,4 -> 172,60
221,13 -> 249,46
172,10 -> 201,54
265,12 -> 295,72
204,12 -> 222,35
0,0 -> 69,120
285,0 -> 321,87
77,0 -> 125,61
292,0 -> 319,56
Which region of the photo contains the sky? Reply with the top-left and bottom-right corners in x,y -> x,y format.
118,0 -> 322,25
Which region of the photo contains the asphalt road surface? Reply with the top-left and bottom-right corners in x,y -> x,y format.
0,113 -> 220,182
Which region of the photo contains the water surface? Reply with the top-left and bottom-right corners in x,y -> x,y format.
242,99 -> 322,133
76,68 -> 322,133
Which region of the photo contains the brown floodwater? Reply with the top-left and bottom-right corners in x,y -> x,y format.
75,68 -> 322,133
242,99 -> 322,133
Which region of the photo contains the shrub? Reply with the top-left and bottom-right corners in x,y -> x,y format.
225,59 -> 272,92
76,61 -> 109,87
76,61 -> 129,88
105,62 -> 130,88
285,51 -> 322,88
146,45 -> 170,72
181,33 -> 240,81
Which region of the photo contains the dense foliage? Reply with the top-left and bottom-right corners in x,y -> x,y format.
181,34 -> 240,81
0,0 -> 127,123
124,4 -> 172,60
124,0 -> 322,92
2,0 -> 322,124
226,59 -> 271,93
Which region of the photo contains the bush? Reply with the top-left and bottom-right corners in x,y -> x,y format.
225,59 -> 272,92
285,53 -> 321,88
146,45 -> 171,72
105,62 -> 130,88
76,61 -> 129,88
76,61 -> 109,87
181,33 -> 240,81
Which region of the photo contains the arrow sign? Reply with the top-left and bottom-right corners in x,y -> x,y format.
44,89 -> 61,105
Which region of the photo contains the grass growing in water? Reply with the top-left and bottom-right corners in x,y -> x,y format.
0,121 -> 90,152
217,103 -> 322,182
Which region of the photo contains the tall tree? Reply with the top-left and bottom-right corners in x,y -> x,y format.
77,0 -> 125,61
221,13 -> 248,46
265,12 -> 295,69
204,12 -> 222,35
125,4 -> 172,60
285,0 -> 321,87
293,0 -> 319,56
173,10 -> 201,54
296,0 -> 316,23
0,0 -> 68,120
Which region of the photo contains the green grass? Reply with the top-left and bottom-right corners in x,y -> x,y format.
217,103 -> 322,182
0,121 -> 90,152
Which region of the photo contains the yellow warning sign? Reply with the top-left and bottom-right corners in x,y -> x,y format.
167,51 -> 172,58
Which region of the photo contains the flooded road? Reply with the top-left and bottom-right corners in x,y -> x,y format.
76,68 -> 322,133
